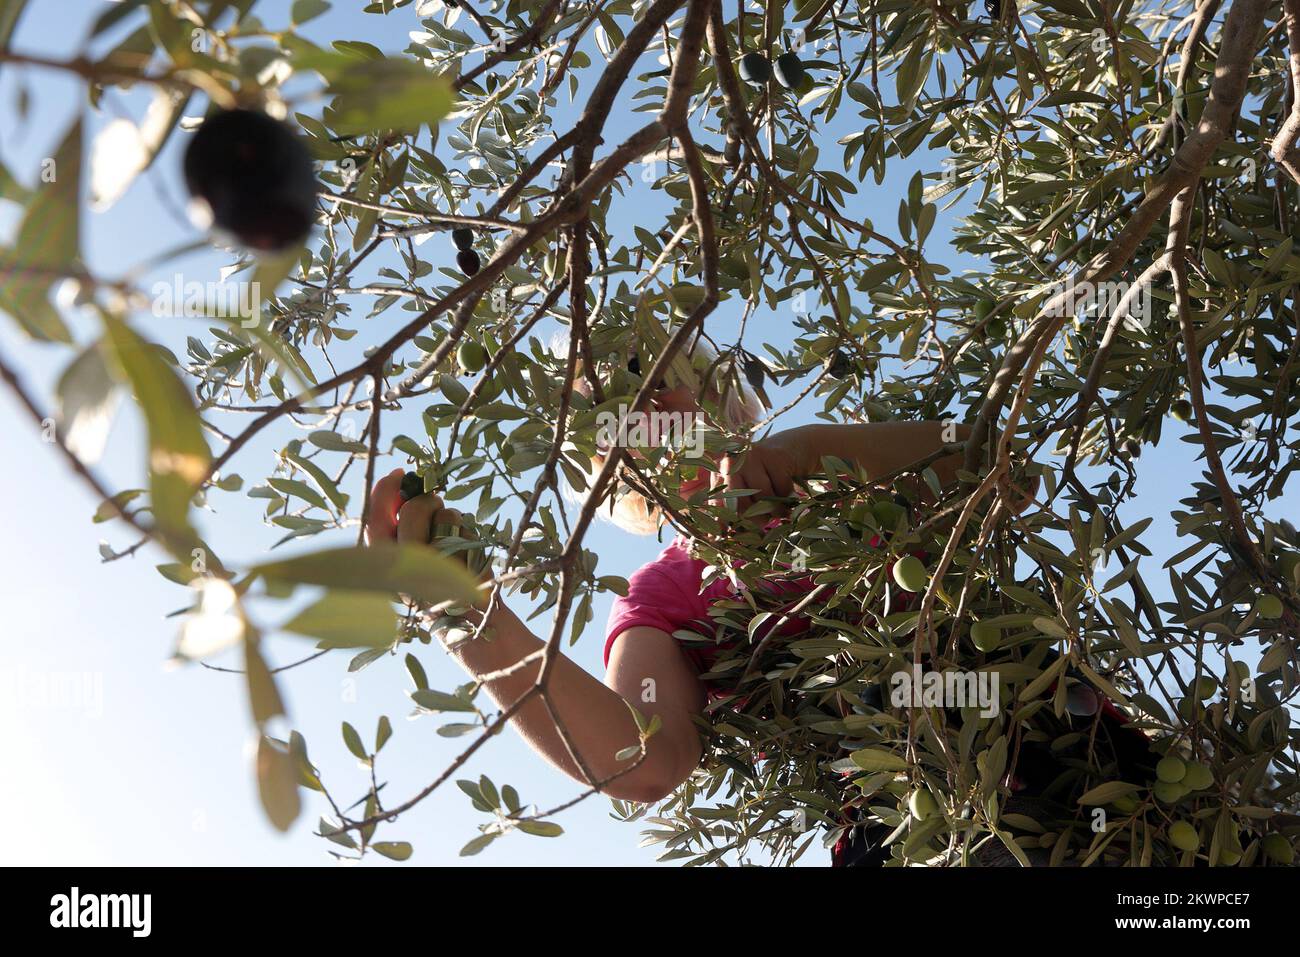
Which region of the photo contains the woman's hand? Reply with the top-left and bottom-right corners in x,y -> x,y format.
365,468 -> 491,606
711,431 -> 808,517
364,468 -> 465,547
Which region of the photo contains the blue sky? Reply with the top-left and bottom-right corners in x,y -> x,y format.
0,0 -> 1255,866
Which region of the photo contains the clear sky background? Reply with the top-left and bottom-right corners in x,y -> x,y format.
0,0 -> 1257,866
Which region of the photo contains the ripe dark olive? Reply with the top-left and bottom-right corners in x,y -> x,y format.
743,356 -> 766,389
773,52 -> 806,90
985,0 -> 1002,18
826,349 -> 852,379
738,52 -> 772,87
626,354 -> 666,390
456,249 -> 482,276
399,472 -> 425,503
183,108 -> 318,253
451,227 -> 474,251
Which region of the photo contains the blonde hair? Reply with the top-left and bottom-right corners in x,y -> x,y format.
551,329 -> 766,535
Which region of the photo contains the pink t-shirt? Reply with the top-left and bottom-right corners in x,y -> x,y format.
604,536 -> 765,677
604,533 -> 904,686
600,530 -> 889,686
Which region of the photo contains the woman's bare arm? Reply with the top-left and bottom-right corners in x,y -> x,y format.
713,420 -> 974,513
367,469 -> 705,803
773,421 -> 973,490
447,609 -> 705,803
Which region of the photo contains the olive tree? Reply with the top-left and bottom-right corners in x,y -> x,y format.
1,0 -> 1297,866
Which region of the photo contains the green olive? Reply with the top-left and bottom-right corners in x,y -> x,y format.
1168,821 -> 1200,852
892,555 -> 928,593
1153,780 -> 1189,803
909,788 -> 938,822
1170,398 -> 1193,422
1155,755 -> 1186,784
970,621 -> 1002,653
457,340 -> 488,373
1256,594 -> 1284,619
1191,676 -> 1217,700
670,283 -> 705,317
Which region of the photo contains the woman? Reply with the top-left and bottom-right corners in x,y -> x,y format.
364,346 -> 1007,858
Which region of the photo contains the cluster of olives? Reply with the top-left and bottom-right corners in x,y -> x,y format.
184,108 -> 318,252
738,50 -> 806,90
451,226 -> 481,276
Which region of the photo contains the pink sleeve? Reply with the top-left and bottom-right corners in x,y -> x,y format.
603,558 -> 706,666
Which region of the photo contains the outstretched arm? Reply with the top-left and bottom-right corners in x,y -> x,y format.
367,469 -> 705,803
711,420 -> 977,514
772,421 -> 973,490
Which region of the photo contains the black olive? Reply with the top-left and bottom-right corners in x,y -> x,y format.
738,52 -> 772,87
626,354 -> 666,390
456,249 -> 481,276
773,52 -> 806,90
826,350 -> 852,379
399,471 -> 425,502
183,108 -> 318,252
451,226 -> 474,251
744,356 -> 766,388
